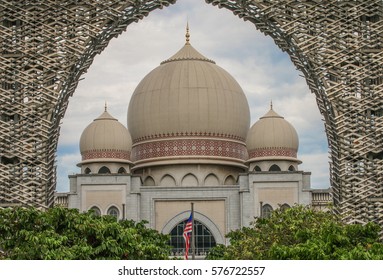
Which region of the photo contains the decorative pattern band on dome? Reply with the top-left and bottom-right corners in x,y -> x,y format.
132,132 -> 246,144
248,148 -> 297,159
131,138 -> 248,162
82,149 -> 131,161
160,56 -> 216,65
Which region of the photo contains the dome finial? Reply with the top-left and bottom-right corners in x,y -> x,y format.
185,21 -> 190,45
270,100 -> 273,110
105,101 -> 107,112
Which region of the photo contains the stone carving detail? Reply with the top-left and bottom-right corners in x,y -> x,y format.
248,148 -> 297,159
82,150 -> 131,161
132,138 -> 247,162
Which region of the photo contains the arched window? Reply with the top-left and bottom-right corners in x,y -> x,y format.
280,203 -> 290,211
118,167 -> 126,174
169,220 -> 216,256
288,165 -> 296,171
107,206 -> 119,219
262,204 -> 273,218
98,166 -> 111,174
84,167 -> 91,174
89,206 -> 101,216
254,165 -> 262,172
269,164 -> 281,172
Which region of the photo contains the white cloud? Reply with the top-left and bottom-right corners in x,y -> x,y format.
300,152 -> 331,189
56,0 -> 330,191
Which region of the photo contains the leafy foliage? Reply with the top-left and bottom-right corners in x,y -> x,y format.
0,207 -> 171,260
206,205 -> 383,260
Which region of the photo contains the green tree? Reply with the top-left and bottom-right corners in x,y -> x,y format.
206,205 -> 383,260
0,207 -> 171,260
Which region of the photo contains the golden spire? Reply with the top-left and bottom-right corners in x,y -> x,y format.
185,21 -> 190,45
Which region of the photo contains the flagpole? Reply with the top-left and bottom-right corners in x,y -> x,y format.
191,202 -> 195,260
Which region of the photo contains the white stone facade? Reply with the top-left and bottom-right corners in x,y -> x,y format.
66,162 -> 313,247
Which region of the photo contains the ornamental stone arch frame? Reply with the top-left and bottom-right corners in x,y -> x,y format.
1,1 -> 383,230
106,203 -> 122,219
268,164 -> 282,172
89,205 -> 102,216
204,173 -> 220,186
143,176 -> 156,186
181,173 -> 199,187
161,210 -> 225,245
160,174 -> 177,187
224,175 -> 236,185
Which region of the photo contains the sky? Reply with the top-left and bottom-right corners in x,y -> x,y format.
56,0 -> 330,192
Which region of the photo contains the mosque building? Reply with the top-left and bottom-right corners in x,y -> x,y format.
57,27 -> 331,256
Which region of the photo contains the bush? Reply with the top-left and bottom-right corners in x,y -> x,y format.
0,207 -> 171,260
206,205 -> 383,260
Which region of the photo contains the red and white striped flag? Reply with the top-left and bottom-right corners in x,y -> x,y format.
183,213 -> 193,260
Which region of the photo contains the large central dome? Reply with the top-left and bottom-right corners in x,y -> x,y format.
128,29 -> 250,168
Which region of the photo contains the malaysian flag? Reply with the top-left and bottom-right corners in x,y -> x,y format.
183,212 -> 193,260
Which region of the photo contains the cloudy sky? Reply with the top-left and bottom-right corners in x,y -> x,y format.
56,0 -> 330,192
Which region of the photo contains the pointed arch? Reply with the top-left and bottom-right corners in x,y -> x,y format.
254,165 -> 262,172
84,167 -> 91,174
2,0 -> 382,229
280,203 -> 290,211
144,176 -> 155,186
107,205 -> 120,220
224,175 -> 236,185
118,167 -> 127,174
98,166 -> 111,174
181,173 -> 198,186
204,173 -> 219,186
262,204 -> 273,218
269,164 -> 281,172
160,174 -> 176,187
89,206 -> 101,216
288,165 -> 296,172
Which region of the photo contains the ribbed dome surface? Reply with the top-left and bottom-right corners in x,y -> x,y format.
127,43 -> 250,142
80,110 -> 132,161
247,107 -> 299,160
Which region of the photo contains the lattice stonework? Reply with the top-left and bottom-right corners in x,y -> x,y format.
0,1 -> 382,226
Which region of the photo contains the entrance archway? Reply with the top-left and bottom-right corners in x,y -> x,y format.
168,219 -> 217,257
162,210 -> 224,245
1,1 -> 383,231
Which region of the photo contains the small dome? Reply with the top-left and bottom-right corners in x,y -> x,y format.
79,108 -> 132,164
247,105 -> 300,162
127,29 -> 250,168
